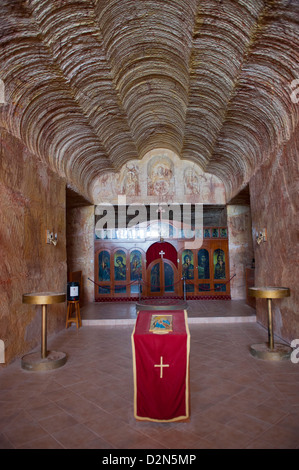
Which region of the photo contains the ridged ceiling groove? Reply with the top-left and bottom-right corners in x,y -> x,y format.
0,0 -> 298,202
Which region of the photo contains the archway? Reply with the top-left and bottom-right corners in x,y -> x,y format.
146,242 -> 179,297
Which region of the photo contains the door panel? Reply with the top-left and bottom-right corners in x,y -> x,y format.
150,262 -> 161,293
147,259 -> 178,296
164,263 -> 174,293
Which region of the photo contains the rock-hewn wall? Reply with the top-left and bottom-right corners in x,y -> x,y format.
250,127 -> 299,343
227,205 -> 254,300
66,205 -> 94,306
0,129 -> 67,366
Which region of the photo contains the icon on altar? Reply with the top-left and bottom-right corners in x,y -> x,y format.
149,315 -> 173,334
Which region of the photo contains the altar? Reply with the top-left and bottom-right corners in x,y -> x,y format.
131,309 -> 190,422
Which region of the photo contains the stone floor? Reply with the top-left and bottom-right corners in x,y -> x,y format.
81,298 -> 257,325
0,300 -> 298,450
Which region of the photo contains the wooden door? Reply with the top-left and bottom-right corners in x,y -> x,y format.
147,259 -> 179,297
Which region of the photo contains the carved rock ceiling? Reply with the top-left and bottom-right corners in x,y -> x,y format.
0,0 -> 298,203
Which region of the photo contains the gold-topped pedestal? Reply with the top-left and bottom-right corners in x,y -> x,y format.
249,287 -> 292,361
22,292 -> 67,371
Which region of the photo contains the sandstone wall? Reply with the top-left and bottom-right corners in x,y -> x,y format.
0,129 -> 67,366
66,205 -> 94,306
250,128 -> 299,344
227,205 -> 254,300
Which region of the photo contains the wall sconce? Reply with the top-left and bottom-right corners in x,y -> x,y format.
46,230 -> 58,246
256,228 -> 267,245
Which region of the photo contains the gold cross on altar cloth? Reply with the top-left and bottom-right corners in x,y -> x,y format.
154,356 -> 169,378
159,250 -> 165,259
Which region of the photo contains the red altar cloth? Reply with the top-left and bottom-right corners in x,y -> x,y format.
131,310 -> 190,422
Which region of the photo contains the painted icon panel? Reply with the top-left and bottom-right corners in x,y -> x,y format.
214,249 -> 226,279
114,250 -> 126,281
130,250 -> 142,281
182,249 -> 194,280
98,251 -> 110,282
198,249 -> 210,279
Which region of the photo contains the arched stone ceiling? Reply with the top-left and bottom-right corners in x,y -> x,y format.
0,0 -> 298,202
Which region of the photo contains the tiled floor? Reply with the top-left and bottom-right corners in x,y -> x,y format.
81,299 -> 257,324
0,300 -> 298,449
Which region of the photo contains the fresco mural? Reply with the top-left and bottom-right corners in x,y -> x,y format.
93,149 -> 226,204
119,163 -> 140,196
184,166 -> 208,195
147,154 -> 174,197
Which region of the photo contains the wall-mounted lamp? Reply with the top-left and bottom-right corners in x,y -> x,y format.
46,229 -> 58,246
256,228 -> 267,245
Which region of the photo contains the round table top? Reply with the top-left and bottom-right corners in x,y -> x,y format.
249,287 -> 290,299
22,292 -> 66,305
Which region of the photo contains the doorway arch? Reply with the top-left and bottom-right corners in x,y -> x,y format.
146,242 -> 179,297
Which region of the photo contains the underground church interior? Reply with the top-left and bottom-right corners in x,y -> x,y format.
0,0 -> 298,449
